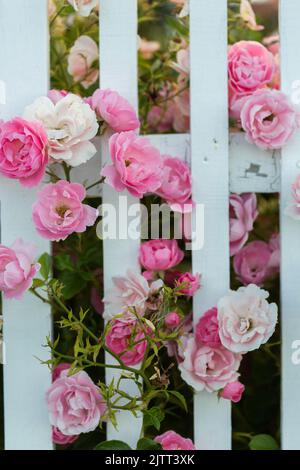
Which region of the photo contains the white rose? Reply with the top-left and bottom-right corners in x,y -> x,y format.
217,284 -> 278,354
67,0 -> 98,17
23,94 -> 99,167
67,36 -> 99,89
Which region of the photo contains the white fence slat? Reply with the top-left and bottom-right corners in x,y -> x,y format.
279,0 -> 300,450
100,0 -> 142,447
190,0 -> 231,450
0,0 -> 52,450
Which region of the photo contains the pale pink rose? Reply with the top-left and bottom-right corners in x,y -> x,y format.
67,36 -> 99,89
229,193 -> 258,256
174,86 -> 190,118
220,381 -> 245,403
173,107 -> 190,133
101,131 -> 163,198
105,314 -> 148,366
0,118 -> 48,188
233,240 -> 274,286
52,363 -> 71,382
48,0 -> 56,17
176,272 -> 201,296
24,94 -> 98,167
240,0 -> 264,31
139,239 -> 184,271
241,89 -> 299,150
138,37 -> 160,59
103,269 -> 151,320
217,284 -> 278,354
147,104 -> 175,133
179,336 -> 241,392
285,175 -> 300,220
195,307 -> 221,348
46,369 -> 106,436
32,181 -> 98,241
52,427 -> 79,446
0,239 -> 40,300
67,0 -> 98,17
228,41 -> 275,97
165,312 -> 181,329
155,156 -> 193,213
86,89 -> 139,132
155,430 -> 196,450
268,233 -> 280,273
172,48 -> 189,75
47,89 -> 68,104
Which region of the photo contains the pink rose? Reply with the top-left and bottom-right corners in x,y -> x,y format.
172,48 -> 189,75
217,284 -> 278,353
176,272 -> 201,296
0,239 -> 40,300
165,312 -> 181,329
179,336 -> 241,392
285,175 -> 300,220
32,180 -> 98,241
46,369 -> 106,436
155,156 -> 193,213
147,104 -> 175,133
101,131 -> 163,198
155,430 -> 196,450
139,239 -> 184,271
228,41 -> 274,97
105,314 -> 148,366
241,89 -> 299,150
220,381 -> 245,403
229,193 -> 258,256
138,37 -> 160,59
195,307 -> 221,348
233,240 -> 274,286
67,36 -> 99,89
47,89 -> 68,104
52,427 -> 79,446
52,363 -> 71,382
268,233 -> 280,273
0,118 -> 48,188
103,269 -> 151,320
86,89 -> 139,133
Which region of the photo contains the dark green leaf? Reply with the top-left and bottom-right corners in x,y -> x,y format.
61,271 -> 87,299
94,440 -> 132,450
136,438 -> 161,450
38,253 -> 52,280
144,406 -> 165,431
168,391 -> 188,412
54,253 -> 74,272
249,434 -> 279,451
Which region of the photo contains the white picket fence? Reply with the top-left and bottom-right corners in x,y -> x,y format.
0,0 -> 299,451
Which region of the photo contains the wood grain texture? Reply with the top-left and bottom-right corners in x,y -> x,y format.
0,0 -> 52,450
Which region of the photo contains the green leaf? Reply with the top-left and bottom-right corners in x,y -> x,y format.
31,278 -> 45,288
94,440 -> 132,450
54,253 -> 74,272
249,434 -> 279,451
61,271 -> 87,299
38,253 -> 52,280
136,438 -> 161,450
168,390 -> 188,412
144,406 -> 165,431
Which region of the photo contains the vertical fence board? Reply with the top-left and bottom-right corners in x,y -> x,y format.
0,0 -> 52,450
100,0 -> 142,447
190,0 -> 231,450
279,0 -> 300,450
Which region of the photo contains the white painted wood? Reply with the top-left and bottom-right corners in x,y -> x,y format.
279,0 -> 300,450
190,0 -> 231,450
0,0 -> 52,450
100,0 -> 142,448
